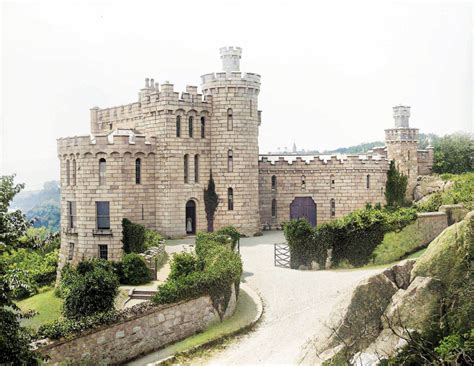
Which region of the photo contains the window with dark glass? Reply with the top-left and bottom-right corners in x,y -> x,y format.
331,199 -> 336,217
227,108 -> 233,131
176,115 -> 181,137
271,175 -> 277,190
68,243 -> 74,260
271,199 -> 277,218
366,174 -> 370,189
96,201 -> 110,230
98,244 -> 108,260
194,155 -> 199,183
67,201 -> 76,229
227,150 -> 233,173
200,117 -> 205,138
184,154 -> 189,183
188,116 -> 193,137
99,158 -> 106,185
228,188 -> 234,210
301,175 -> 306,189
330,174 -> 335,189
135,158 -> 141,184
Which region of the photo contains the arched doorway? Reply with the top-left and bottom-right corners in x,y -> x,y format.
185,200 -> 196,234
290,197 -> 317,227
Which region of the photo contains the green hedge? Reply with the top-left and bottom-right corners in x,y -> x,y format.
153,230 -> 242,319
118,253 -> 151,285
284,206 -> 417,268
122,218 -> 146,253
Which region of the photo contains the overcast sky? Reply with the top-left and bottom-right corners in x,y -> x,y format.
1,0 -> 472,190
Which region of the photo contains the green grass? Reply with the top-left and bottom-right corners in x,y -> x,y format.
127,288 -> 260,365
406,248 -> 427,259
16,288 -> 63,330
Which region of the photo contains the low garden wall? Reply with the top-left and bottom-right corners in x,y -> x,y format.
37,285 -> 237,365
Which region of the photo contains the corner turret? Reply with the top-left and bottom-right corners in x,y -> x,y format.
220,46 -> 242,72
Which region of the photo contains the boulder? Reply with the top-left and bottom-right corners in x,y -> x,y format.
355,328 -> 408,365
439,204 -> 468,226
328,273 -> 398,352
382,276 -> 442,331
413,175 -> 451,202
298,264 -> 309,270
310,261 -> 320,270
383,259 -> 415,290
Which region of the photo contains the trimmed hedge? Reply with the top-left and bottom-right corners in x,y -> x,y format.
284,206 -> 417,268
122,218 -> 146,253
153,230 -> 242,319
119,253 -> 151,285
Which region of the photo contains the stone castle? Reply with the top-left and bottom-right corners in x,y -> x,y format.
57,47 -> 433,268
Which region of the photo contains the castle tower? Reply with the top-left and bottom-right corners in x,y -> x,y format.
385,105 -> 419,201
201,47 -> 261,235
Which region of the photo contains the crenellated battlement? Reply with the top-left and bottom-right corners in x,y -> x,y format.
258,154 -> 388,169
200,71 -> 261,85
385,128 -> 419,142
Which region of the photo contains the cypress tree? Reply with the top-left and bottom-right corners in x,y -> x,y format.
204,171 -> 219,232
385,160 -> 408,208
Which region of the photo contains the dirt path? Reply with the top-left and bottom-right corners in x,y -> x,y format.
202,231 -> 383,365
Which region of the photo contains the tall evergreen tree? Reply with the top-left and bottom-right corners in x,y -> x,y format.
204,171 -> 219,232
385,160 -> 408,208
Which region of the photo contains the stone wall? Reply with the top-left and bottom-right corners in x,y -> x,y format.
413,211 -> 448,246
38,285 -> 237,365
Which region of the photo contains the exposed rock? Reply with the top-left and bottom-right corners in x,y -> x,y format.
351,351 -> 382,366
310,261 -> 320,270
328,273 -> 398,353
383,259 -> 415,290
413,175 -> 451,202
298,264 -> 309,270
361,328 -> 408,361
439,204 -> 468,225
383,276 -> 442,331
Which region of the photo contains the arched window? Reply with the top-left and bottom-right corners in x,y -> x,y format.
366,174 -> 370,189
66,160 -> 70,186
301,175 -> 306,189
330,199 -> 336,217
227,108 -> 233,131
200,117 -> 205,138
227,149 -> 233,173
135,158 -> 141,184
271,175 -> 277,190
72,159 -> 77,186
194,154 -> 199,183
184,154 -> 189,183
188,116 -> 193,137
176,116 -> 181,137
330,174 -> 335,189
228,187 -> 234,210
99,158 -> 106,185
271,199 -> 277,218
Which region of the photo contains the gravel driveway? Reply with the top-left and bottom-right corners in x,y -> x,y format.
203,231 -> 383,365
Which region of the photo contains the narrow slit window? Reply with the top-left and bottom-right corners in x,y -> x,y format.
72,159 -> 77,186
200,117 -> 205,138
135,158 -> 141,184
227,108 -> 233,131
330,174 -> 335,189
68,243 -> 74,261
301,175 -> 306,189
99,158 -> 106,185
188,116 -> 193,137
194,155 -> 199,183
184,154 -> 189,183
66,160 -> 70,186
176,115 -> 181,137
271,199 -> 277,218
271,175 -> 277,190
366,174 -> 370,189
227,149 -> 233,173
228,187 -> 234,210
331,199 -> 336,217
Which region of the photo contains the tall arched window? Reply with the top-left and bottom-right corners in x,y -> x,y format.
194,154 -> 199,183
99,158 -> 106,185
330,174 -> 335,189
72,159 -> 77,186
271,175 -> 277,190
176,116 -> 181,137
66,160 -> 70,186
301,175 -> 306,189
228,188 -> 234,210
200,117 -> 205,138
366,174 -> 370,189
188,116 -> 193,137
184,154 -> 189,183
227,108 -> 233,131
135,158 -> 141,184
330,199 -> 336,217
271,199 -> 277,218
227,149 -> 233,172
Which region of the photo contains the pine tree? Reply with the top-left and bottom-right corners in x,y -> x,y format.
385,160 -> 408,208
204,171 -> 219,232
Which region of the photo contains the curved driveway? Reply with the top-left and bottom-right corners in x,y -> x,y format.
204,231 -> 382,365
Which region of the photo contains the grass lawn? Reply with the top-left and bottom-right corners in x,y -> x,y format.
16,288 -> 63,330
127,288 -> 260,365
405,247 -> 427,259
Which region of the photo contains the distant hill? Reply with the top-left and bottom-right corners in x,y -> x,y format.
11,181 -> 60,232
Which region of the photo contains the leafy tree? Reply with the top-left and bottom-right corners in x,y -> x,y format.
62,259 -> 119,319
385,160 -> 408,208
432,133 -> 474,174
27,203 -> 60,232
0,175 -> 30,250
204,171 -> 219,232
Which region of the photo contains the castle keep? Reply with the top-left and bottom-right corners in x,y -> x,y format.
57,47 -> 433,268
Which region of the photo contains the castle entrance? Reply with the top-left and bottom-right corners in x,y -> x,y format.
185,200 -> 196,234
290,197 -> 317,227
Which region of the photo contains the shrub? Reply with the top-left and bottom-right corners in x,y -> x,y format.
122,218 -> 146,253
385,160 -> 408,208
120,253 -> 151,285
62,259 -> 119,319
216,226 -> 241,250
169,252 -> 203,280
144,229 -> 164,249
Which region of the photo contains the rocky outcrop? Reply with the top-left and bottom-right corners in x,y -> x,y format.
413,175 -> 453,202
315,210 -> 474,365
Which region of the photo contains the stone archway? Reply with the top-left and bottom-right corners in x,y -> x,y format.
290,197 -> 317,227
185,200 -> 196,234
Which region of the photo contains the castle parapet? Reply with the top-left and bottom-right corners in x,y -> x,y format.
200,72 -> 261,85
385,128 -> 419,142
258,154 -> 387,169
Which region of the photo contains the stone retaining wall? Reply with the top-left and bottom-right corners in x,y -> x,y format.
38,285 -> 237,365
413,211 -> 448,246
